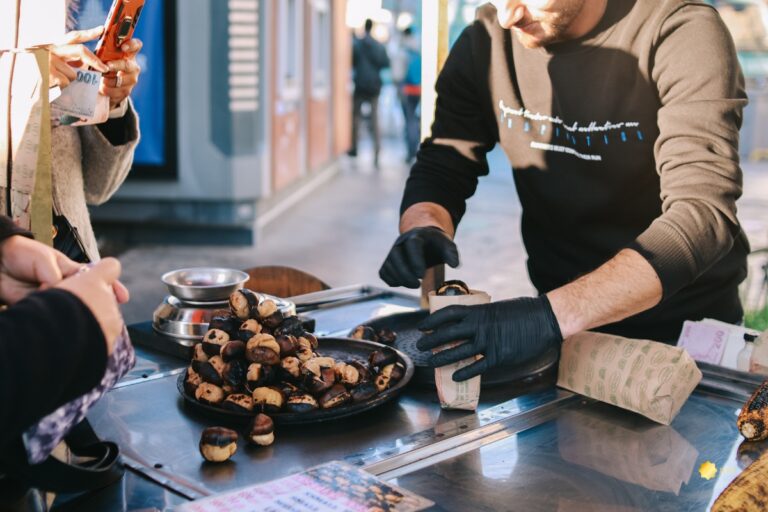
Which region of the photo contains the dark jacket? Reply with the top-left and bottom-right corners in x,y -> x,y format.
353,34 -> 390,96
0,216 -> 106,451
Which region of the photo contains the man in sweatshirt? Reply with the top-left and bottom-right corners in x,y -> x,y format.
379,0 -> 750,381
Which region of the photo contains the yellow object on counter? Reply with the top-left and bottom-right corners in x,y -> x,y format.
557,332 -> 702,425
699,461 -> 718,480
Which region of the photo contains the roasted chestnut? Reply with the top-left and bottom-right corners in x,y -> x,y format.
368,348 -> 397,370
245,334 -> 281,365
185,366 -> 202,395
247,414 -> 275,446
193,343 -> 209,362
246,363 -> 274,389
208,312 -> 240,335
350,325 -> 377,341
257,299 -> 284,329
334,362 -> 361,386
300,332 -> 319,350
377,328 -> 397,345
295,337 -> 314,362
302,357 -> 336,377
229,289 -> 259,320
280,381 -> 301,396
436,279 -> 470,296
193,360 -> 224,386
222,393 -> 254,413
375,363 -> 403,392
348,360 -> 371,382
202,329 -> 230,356
285,393 -> 319,413
208,355 -> 226,375
222,359 -> 247,388
350,381 -> 377,403
195,382 -> 225,405
251,386 -> 285,413
274,316 -> 304,337
221,340 -> 246,362
275,334 -> 298,357
237,319 -> 262,341
319,384 -> 351,409
199,427 -> 238,462
281,356 -> 302,380
304,367 -> 336,395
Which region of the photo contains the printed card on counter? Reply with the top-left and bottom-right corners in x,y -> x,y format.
429,290 -> 491,411
175,461 -> 433,512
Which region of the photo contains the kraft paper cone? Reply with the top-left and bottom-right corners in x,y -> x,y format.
557,332 -> 702,425
428,290 -> 490,411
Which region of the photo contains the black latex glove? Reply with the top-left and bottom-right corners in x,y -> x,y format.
378,226 -> 460,288
417,296 -> 563,382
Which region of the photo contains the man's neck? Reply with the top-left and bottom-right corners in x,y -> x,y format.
564,0 -> 609,40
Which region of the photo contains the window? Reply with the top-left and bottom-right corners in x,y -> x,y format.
278,0 -> 302,99
311,0 -> 331,94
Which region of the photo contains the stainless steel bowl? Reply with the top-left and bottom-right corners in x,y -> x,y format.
161,267 -> 249,302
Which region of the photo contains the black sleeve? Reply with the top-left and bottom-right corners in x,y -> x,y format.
0,216 -> 32,244
0,289 -> 107,451
96,107 -> 135,146
400,24 -> 498,229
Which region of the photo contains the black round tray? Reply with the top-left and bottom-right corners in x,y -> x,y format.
178,337 -> 414,425
354,310 -> 559,387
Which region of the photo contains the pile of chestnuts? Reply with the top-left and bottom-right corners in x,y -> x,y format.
185,288 -> 407,421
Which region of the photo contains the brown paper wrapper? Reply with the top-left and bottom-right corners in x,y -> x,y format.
557,332 -> 702,425
428,290 -> 490,411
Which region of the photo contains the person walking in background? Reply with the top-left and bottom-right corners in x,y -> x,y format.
400,27 -> 421,163
349,18 -> 390,169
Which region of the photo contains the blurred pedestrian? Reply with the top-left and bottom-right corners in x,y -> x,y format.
349,18 -> 390,168
400,27 -> 421,163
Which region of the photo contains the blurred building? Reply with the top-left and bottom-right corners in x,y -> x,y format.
88,0 -> 352,245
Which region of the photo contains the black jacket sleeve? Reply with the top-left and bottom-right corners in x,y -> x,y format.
400,24 -> 498,229
0,289 -> 107,451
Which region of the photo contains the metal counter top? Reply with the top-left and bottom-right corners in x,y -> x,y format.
59,286 -> 763,511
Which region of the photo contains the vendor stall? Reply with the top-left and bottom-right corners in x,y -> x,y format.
55,283 -> 765,512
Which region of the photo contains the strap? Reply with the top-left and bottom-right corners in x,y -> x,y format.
2,419 -> 123,494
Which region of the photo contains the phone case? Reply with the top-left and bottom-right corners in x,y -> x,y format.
94,0 -> 145,63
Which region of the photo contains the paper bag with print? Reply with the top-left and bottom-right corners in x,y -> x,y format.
428,290 -> 491,411
557,331 -> 702,425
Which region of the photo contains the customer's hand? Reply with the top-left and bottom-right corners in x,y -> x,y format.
49,27 -> 109,89
0,235 -> 81,304
101,38 -> 143,109
417,296 -> 563,382
379,227 -> 460,288
55,258 -> 128,354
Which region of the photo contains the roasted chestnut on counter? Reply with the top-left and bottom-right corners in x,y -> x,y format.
280,356 -> 302,380
222,359 -> 247,388
436,279 -> 470,296
199,427 -> 238,462
193,343 -> 209,362
202,329 -> 230,356
247,414 -> 275,446
208,312 -> 240,336
222,393 -> 254,413
334,362 -> 361,386
295,337 -> 314,362
300,333 -> 319,350
274,316 -> 304,337
376,328 -> 397,345
275,334 -> 298,357
229,289 -> 259,320
246,363 -> 274,389
193,360 -> 224,386
185,365 -> 202,395
375,362 -> 405,392
251,386 -> 285,413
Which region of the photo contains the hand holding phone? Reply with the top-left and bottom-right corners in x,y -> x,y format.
94,0 -> 145,65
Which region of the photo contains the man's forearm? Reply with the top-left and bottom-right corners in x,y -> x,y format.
547,249 -> 663,338
400,202 -> 456,237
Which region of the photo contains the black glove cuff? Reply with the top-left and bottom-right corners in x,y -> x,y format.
537,294 -> 563,342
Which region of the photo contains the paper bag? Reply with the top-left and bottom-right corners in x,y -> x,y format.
557,331 -> 702,425
428,290 -> 490,410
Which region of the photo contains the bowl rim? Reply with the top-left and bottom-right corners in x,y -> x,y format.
161,267 -> 250,289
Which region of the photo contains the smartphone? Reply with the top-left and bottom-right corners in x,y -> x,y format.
94,0 -> 145,63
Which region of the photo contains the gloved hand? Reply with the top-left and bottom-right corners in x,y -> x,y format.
379,226 -> 460,288
417,296 -> 563,382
